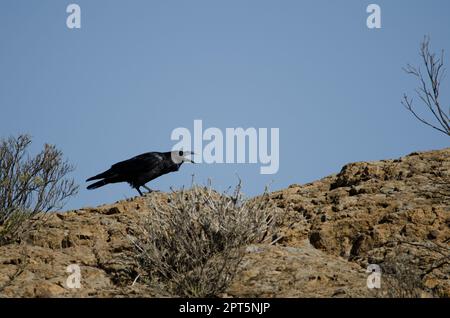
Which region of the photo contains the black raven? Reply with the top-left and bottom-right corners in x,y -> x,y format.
86,150 -> 194,196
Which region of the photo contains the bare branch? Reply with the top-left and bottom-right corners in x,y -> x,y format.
402,36 -> 450,136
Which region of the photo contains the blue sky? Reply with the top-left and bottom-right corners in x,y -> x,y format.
0,0 -> 449,210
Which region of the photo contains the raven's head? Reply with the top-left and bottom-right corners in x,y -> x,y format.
170,150 -> 195,164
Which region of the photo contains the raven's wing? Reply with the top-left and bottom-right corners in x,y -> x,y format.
86,152 -> 165,182
109,152 -> 164,176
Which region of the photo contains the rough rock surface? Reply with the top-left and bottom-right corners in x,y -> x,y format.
0,148 -> 448,297
226,242 -> 371,298
270,148 -> 449,297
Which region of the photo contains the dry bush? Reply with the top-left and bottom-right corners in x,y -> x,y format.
378,240 -> 449,298
0,134 -> 78,245
379,252 -> 424,298
131,183 -> 282,297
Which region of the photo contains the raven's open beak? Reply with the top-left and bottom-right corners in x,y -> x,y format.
184,151 -> 196,164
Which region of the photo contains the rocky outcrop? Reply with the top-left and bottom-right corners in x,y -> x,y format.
0,148 -> 448,297
0,196 -> 159,297
270,148 -> 449,296
226,242 -> 371,298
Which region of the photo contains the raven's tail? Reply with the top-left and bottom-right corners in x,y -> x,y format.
87,179 -> 109,190
86,170 -> 111,182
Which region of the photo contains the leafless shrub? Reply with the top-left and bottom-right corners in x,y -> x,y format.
131,183 -> 282,297
0,134 -> 78,245
402,36 -> 449,136
379,252 -> 424,298
378,240 -> 449,298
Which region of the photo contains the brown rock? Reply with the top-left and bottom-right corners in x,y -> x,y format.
0,148 -> 448,297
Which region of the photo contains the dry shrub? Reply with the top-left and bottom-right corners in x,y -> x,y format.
0,134 -> 78,245
379,252 -> 425,298
378,240 -> 449,298
131,183 -> 282,297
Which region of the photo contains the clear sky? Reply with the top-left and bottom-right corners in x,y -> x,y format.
1,0 -> 449,210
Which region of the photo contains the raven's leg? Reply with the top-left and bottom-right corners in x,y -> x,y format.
143,185 -> 154,193
135,187 -> 143,196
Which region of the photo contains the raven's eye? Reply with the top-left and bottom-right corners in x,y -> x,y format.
179,150 -> 183,156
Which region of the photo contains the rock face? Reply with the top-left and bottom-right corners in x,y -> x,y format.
226,242 -> 371,298
0,148 -> 448,298
0,196 -> 160,297
269,148 -> 449,297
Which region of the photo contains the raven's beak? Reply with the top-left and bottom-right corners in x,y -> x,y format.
184,151 -> 196,164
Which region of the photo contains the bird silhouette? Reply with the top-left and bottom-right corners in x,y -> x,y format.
86,150 -> 194,196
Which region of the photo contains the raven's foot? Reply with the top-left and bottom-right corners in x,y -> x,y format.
143,185 -> 159,193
